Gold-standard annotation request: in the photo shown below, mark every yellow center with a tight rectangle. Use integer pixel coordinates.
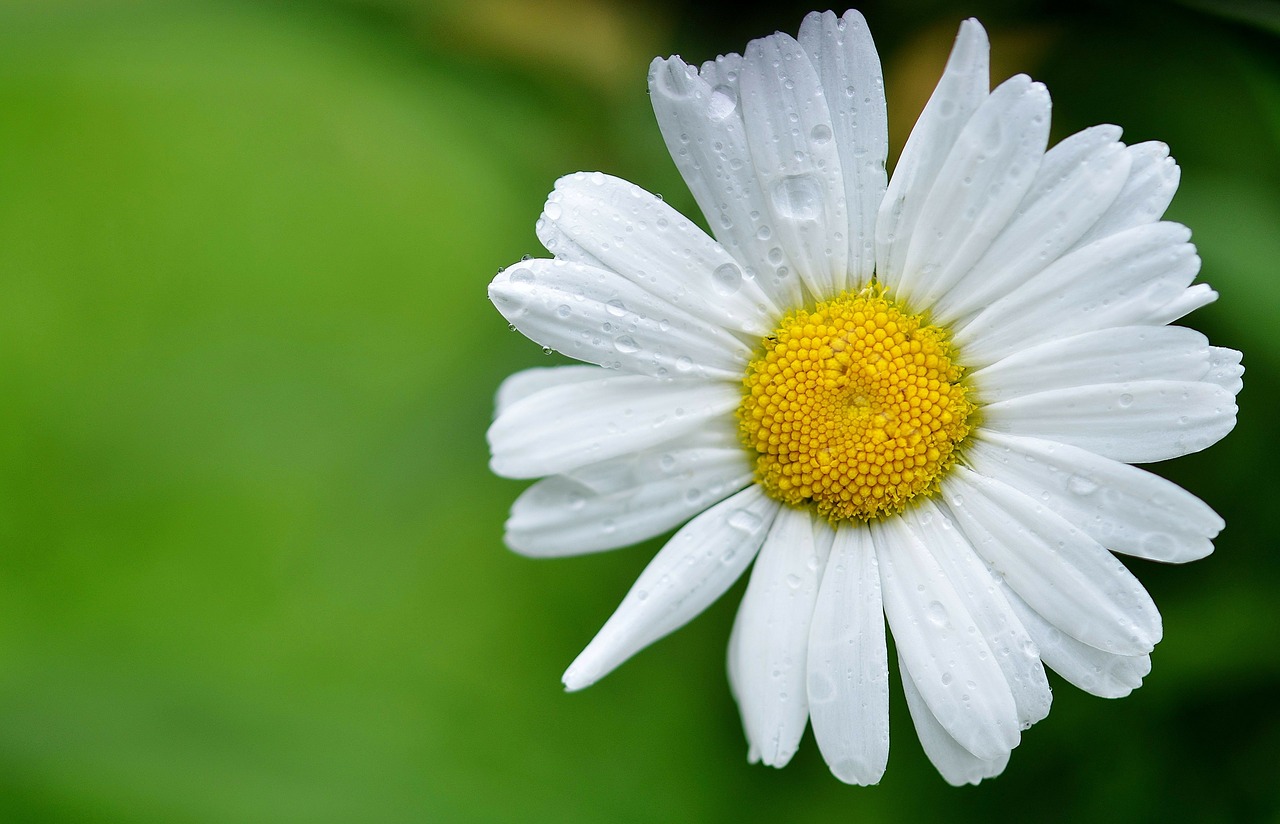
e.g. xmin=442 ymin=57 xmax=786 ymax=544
xmin=737 ymin=286 xmax=975 ymax=522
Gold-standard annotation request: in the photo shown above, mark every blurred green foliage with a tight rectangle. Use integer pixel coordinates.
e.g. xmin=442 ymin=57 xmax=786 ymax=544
xmin=0 ymin=0 xmax=1276 ymax=821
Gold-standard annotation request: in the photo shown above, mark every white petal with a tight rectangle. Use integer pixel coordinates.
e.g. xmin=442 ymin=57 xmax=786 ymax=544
xmin=648 ymin=56 xmax=806 ymax=310
xmin=1149 ymin=283 xmax=1218 ymax=325
xmin=563 ymin=486 xmax=780 ymax=690
xmin=806 ymin=524 xmax=889 ymax=784
xmin=488 ymin=374 xmax=739 ymax=478
xmin=490 ymin=258 xmax=751 ymax=379
xmin=1071 ymin=141 xmax=1180 ymax=249
xmin=729 ymin=507 xmax=830 ymax=767
xmin=981 ymin=379 xmax=1237 ymax=463
xmin=899 ymin=652 xmax=1010 ymax=786
xmin=873 ymin=514 xmax=1019 ymax=761
xmin=942 ymin=467 xmax=1162 ymax=655
xmin=969 ymin=326 xmax=1211 ymax=403
xmin=1206 ymin=347 xmax=1244 ymax=396
xmin=967 ymin=432 xmax=1224 ymax=563
xmin=535 ymin=211 xmax=608 ymax=269
xmin=506 ymin=425 xmax=753 ymax=557
xmin=954 ymin=222 xmax=1200 ymax=366
xmin=897 ymin=75 xmax=1051 ymax=308
xmin=740 ymin=32 xmax=849 ymax=297
xmin=877 ymin=19 xmax=989 ymax=293
xmin=1004 ymin=586 xmax=1151 ymax=699
xmin=494 ymin=364 xmax=606 ymax=417
xmin=932 ymin=125 xmax=1129 ymax=324
xmin=906 ymin=502 xmax=1052 ymax=730
xmin=541 ymin=172 xmax=780 ymax=336
xmin=797 ymin=9 xmax=887 ymax=287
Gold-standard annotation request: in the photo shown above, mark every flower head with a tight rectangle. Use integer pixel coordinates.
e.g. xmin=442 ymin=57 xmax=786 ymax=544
xmin=487 ymin=10 xmax=1241 ymax=785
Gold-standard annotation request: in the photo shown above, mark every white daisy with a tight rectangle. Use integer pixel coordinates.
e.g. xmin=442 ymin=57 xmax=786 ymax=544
xmin=486 ymin=10 xmax=1242 ymax=786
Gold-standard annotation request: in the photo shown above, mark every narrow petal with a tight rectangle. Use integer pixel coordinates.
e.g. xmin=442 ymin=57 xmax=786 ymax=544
xmin=942 ymin=467 xmax=1163 ymax=655
xmin=806 ymin=524 xmax=890 ymax=785
xmin=900 ymin=652 xmax=1010 ymax=786
xmin=1149 ymin=283 xmax=1219 ymax=325
xmin=906 ymin=502 xmax=1052 ymax=730
xmin=1071 ymin=141 xmax=1180 ymax=250
xmin=873 ymin=514 xmax=1019 ymax=761
xmin=931 ymin=125 xmax=1130 ymax=324
xmin=494 ymin=364 xmax=606 ymax=417
xmin=540 ymin=172 xmax=780 ymax=335
xmin=969 ymin=326 xmax=1211 ymax=403
xmin=490 ymin=258 xmax=751 ymax=379
xmin=506 ymin=424 xmax=753 ymax=557
xmin=981 ymin=379 xmax=1237 ymax=463
xmin=563 ymin=486 xmax=781 ymax=690
xmin=877 ymin=19 xmax=989 ymax=293
xmin=729 ymin=507 xmax=830 ymax=767
xmin=740 ymin=32 xmax=849 ymax=297
xmin=954 ymin=222 xmax=1201 ymax=366
xmin=648 ymin=55 xmax=806 ymax=310
xmin=897 ymin=75 xmax=1051 ymax=308
xmin=797 ymin=9 xmax=887 ymax=287
xmin=967 ymin=431 xmax=1224 ymax=563
xmin=1004 ymin=586 xmax=1151 ymax=699
xmin=488 ymin=374 xmax=739 ymax=478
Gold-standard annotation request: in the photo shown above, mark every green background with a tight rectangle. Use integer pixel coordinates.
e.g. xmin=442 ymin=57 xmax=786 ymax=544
xmin=0 ymin=0 xmax=1276 ymax=821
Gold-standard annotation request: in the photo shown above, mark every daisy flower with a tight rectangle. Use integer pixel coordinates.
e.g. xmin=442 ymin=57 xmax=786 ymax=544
xmin=486 ymin=10 xmax=1242 ymax=785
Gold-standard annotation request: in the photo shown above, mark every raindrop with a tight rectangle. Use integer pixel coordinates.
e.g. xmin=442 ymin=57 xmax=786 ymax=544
xmin=926 ymin=601 xmax=948 ymax=627
xmin=544 ymin=202 xmax=562 ymax=221
xmin=810 ymin=124 xmax=833 ymax=144
xmin=712 ymin=262 xmax=743 ymax=295
xmin=1067 ymin=474 xmax=1098 ymax=496
xmin=509 ymin=267 xmax=535 ymax=285
xmin=708 ymin=86 xmax=737 ymax=121
xmin=771 ymin=175 xmax=823 ymax=221
xmin=555 ymin=304 xmax=572 ymax=318
xmin=614 ymin=335 xmax=640 ymax=354
xmin=728 ymin=509 xmax=762 ymax=532
xmin=1118 ymin=393 xmax=1134 ymax=408
xmin=606 ymin=299 xmax=628 ymax=317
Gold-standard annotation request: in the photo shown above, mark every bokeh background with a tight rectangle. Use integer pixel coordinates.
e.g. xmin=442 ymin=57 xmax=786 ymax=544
xmin=1 ymin=0 xmax=1277 ymax=820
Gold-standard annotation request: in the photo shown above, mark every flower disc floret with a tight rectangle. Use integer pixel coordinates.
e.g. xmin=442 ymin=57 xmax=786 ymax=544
xmin=738 ymin=286 xmax=975 ymax=522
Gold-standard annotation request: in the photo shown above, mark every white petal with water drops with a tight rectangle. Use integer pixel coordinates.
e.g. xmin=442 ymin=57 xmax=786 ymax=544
xmin=806 ymin=524 xmax=889 ymax=785
xmin=540 ymin=172 xmax=780 ymax=335
xmin=967 ymin=432 xmax=1223 ymax=563
xmin=740 ymin=32 xmax=849 ymax=297
xmin=1004 ymin=587 xmax=1151 ymax=699
xmin=489 ymin=258 xmax=751 ymax=380
xmin=506 ymin=424 xmax=753 ymax=557
xmin=897 ymin=74 xmax=1050 ymax=307
xmin=488 ymin=373 xmax=739 ymax=479
xmin=796 ymin=9 xmax=887 ymax=287
xmin=873 ymin=515 xmax=1019 ymax=761
xmin=876 ymin=18 xmax=989 ymax=292
xmin=729 ymin=508 xmax=831 ymax=767
xmin=899 ymin=652 xmax=1010 ymax=786
xmin=981 ymin=379 xmax=1237 ymax=464
xmin=563 ymin=486 xmax=780 ymax=690
xmin=943 ymin=467 xmax=1162 ymax=655
xmin=1071 ymin=140 xmax=1180 ymax=249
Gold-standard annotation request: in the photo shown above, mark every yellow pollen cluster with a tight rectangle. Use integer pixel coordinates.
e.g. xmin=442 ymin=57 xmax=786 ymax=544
xmin=738 ymin=287 xmax=975 ymax=522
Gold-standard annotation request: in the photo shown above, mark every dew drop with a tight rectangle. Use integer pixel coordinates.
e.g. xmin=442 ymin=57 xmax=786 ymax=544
xmin=1118 ymin=393 xmax=1134 ymax=408
xmin=614 ymin=335 xmax=640 ymax=354
xmin=771 ymin=175 xmax=823 ymax=221
xmin=708 ymin=85 xmax=737 ymax=121
xmin=810 ymin=123 xmax=833 ymax=144
xmin=728 ymin=509 xmax=762 ymax=532
xmin=712 ymin=262 xmax=743 ymax=295
xmin=926 ymin=600 xmax=949 ymax=628
xmin=605 ymin=299 xmax=628 ymax=317
xmin=555 ymin=304 xmax=572 ymax=318
xmin=1067 ymin=474 xmax=1099 ymax=496
xmin=509 ymin=267 xmax=535 ymax=285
